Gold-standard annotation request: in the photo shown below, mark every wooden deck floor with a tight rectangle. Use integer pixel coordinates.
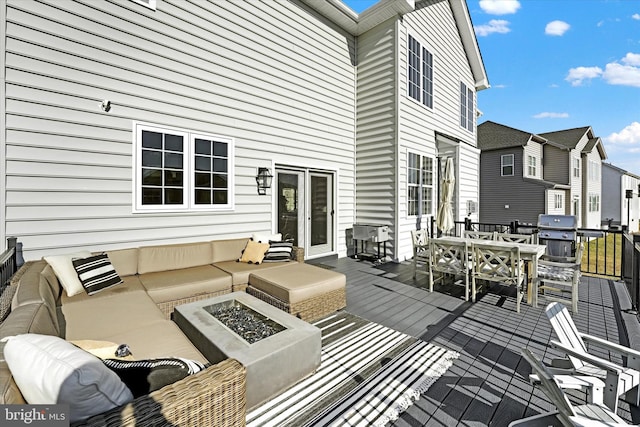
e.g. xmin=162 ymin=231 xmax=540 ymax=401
xmin=308 ymin=256 xmax=640 ymax=427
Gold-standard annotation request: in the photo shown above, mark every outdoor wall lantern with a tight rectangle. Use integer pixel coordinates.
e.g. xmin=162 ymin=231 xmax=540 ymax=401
xmin=256 ymin=167 xmax=273 ymax=195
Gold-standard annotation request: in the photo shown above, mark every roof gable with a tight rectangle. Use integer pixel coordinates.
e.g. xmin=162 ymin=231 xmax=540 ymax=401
xmin=477 ymin=121 xmax=544 ymax=151
xmin=539 ymin=126 xmax=592 ymax=149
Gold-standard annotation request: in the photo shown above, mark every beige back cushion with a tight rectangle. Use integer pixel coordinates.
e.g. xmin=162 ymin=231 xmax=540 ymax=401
xmin=211 ymin=238 xmax=250 ymax=263
xmin=104 ymin=248 xmax=139 ymax=277
xmin=138 ymin=242 xmax=214 ymax=274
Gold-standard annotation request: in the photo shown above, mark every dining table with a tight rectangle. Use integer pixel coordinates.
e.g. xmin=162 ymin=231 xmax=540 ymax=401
xmin=429 ymin=235 xmax=547 ymax=307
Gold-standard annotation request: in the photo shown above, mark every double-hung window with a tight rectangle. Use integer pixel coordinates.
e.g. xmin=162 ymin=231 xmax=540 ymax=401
xmin=408 ymin=153 xmax=434 ymax=217
xmin=527 ymin=155 xmax=537 ymax=177
xmin=501 ymin=154 xmax=514 ymax=176
xmin=588 ymin=193 xmax=600 ymax=212
xmin=134 ymin=123 xmax=234 ymax=212
xmin=573 ymin=158 xmax=580 ymax=178
xmin=460 ymin=82 xmax=474 ymax=132
xmin=555 ymin=194 xmax=563 ymax=209
xmin=407 ymin=35 xmax=433 ymax=108
xmin=588 ymin=160 xmax=600 ymax=181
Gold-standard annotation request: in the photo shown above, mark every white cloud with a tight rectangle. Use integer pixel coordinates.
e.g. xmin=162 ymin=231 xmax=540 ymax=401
xmin=633 ymin=13 xmax=640 ymax=20
xmin=533 ymin=112 xmax=569 ymax=119
xmin=605 ymin=122 xmax=640 ymax=147
xmin=622 ymin=52 xmax=640 ymax=66
xmin=565 ymin=66 xmax=603 ymax=86
xmin=474 ymin=19 xmax=512 ymax=36
xmin=479 ymin=0 xmax=521 ymax=15
xmin=603 ymin=62 xmax=640 ymax=87
xmin=545 ymin=20 xmax=570 ymax=36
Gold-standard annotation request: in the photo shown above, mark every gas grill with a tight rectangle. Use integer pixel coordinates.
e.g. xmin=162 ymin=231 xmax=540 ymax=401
xmin=537 ymin=214 xmax=578 ymax=260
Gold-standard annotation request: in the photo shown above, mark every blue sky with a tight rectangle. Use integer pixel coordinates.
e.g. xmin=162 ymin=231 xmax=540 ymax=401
xmin=343 ymin=0 xmax=640 ymax=175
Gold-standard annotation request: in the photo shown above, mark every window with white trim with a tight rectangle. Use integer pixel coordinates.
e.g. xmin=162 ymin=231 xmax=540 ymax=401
xmin=588 ymin=160 xmax=600 ymax=181
xmin=588 ymin=193 xmax=600 ymax=212
xmin=460 ymin=82 xmax=474 ymax=132
xmin=134 ymin=123 xmax=234 ymax=212
xmin=554 ymin=194 xmax=563 ymax=209
xmin=527 ymin=155 xmax=537 ymax=177
xmin=501 ymin=154 xmax=514 ymax=176
xmin=407 ymin=35 xmax=434 ymax=108
xmin=573 ymin=158 xmax=580 ymax=178
xmin=408 ymin=153 xmax=434 ymax=216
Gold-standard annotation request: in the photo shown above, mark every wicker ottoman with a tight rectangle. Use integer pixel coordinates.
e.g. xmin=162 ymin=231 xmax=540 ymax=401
xmin=247 ymin=263 xmax=346 ymax=322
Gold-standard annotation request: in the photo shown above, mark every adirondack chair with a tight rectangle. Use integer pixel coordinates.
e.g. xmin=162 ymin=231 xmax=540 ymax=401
xmin=470 ymin=241 xmax=524 ymax=311
xmin=463 ymin=230 xmax=496 ymax=240
xmin=429 ymin=238 xmax=470 ymax=301
xmin=545 ymin=302 xmax=640 ymax=413
xmin=411 ymin=229 xmax=430 ymax=280
xmin=509 ymin=348 xmax=635 ymax=427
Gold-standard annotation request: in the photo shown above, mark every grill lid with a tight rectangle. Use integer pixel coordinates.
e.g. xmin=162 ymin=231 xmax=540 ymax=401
xmin=537 ymin=214 xmax=577 ymax=230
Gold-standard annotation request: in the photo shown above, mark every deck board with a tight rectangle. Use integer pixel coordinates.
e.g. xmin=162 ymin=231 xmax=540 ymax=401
xmin=309 ymin=255 xmax=640 ymax=426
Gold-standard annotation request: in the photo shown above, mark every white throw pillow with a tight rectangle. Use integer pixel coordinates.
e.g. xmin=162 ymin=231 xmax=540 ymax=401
xmin=44 ymin=251 xmax=93 ymax=297
xmin=251 ymin=232 xmax=282 ymax=243
xmin=4 ymin=334 xmax=133 ymax=423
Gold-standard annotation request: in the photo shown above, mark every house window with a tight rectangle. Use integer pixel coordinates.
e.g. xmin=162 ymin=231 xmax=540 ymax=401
xmin=527 ymin=155 xmax=537 ymax=177
xmin=408 ymin=153 xmax=434 ymax=216
xmin=589 ymin=160 xmax=600 ymax=181
xmin=588 ymin=193 xmax=600 ymax=212
xmin=407 ymin=35 xmax=433 ymax=108
xmin=555 ymin=194 xmax=563 ymax=209
xmin=460 ymin=82 xmax=474 ymax=132
xmin=134 ymin=123 xmax=234 ymax=212
xmin=501 ymin=154 xmax=514 ymax=176
xmin=573 ymin=158 xmax=580 ymax=178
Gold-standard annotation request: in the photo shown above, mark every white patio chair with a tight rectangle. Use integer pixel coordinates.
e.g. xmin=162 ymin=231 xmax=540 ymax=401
xmin=536 ymin=244 xmax=583 ymax=313
xmin=411 ymin=229 xmax=430 ymax=280
xmin=495 ymin=232 xmax=536 ymax=244
xmin=463 ymin=230 xmax=496 ymax=240
xmin=509 ymin=348 xmax=636 ymax=427
xmin=471 ymin=241 xmax=524 ymax=311
xmin=429 ymin=239 xmax=470 ymax=301
xmin=545 ymin=302 xmax=640 ymax=413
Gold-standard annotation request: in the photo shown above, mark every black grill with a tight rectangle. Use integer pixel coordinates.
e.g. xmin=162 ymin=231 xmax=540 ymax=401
xmin=537 ymin=214 xmax=578 ymax=259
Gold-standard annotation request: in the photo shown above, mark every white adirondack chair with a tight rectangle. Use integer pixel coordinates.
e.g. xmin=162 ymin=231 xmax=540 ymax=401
xmin=509 ymin=348 xmax=636 ymax=427
xmin=545 ymin=302 xmax=640 ymax=413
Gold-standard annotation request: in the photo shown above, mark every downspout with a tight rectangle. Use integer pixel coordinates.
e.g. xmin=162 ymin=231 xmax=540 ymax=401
xmin=0 ymin=0 xmax=7 ymax=249
xmin=393 ymin=18 xmax=400 ymax=262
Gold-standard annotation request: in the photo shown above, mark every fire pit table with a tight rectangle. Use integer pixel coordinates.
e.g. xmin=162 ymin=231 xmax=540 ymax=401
xmin=174 ymin=292 xmax=321 ymax=409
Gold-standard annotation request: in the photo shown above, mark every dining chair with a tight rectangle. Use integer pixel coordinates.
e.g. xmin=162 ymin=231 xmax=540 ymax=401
xmin=470 ymin=241 xmax=524 ymax=311
xmin=429 ymin=239 xmax=470 ymax=301
xmin=536 ymin=244 xmax=583 ymax=313
xmin=495 ymin=232 xmax=535 ymax=244
xmin=411 ymin=229 xmax=430 ymax=279
xmin=463 ymin=230 xmax=496 ymax=240
xmin=545 ymin=302 xmax=640 ymax=413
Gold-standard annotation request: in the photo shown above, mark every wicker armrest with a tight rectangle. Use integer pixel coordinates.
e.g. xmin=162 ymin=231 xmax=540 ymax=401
xmin=74 ymin=358 xmax=246 ymax=427
xmin=293 ymin=246 xmax=305 ymax=262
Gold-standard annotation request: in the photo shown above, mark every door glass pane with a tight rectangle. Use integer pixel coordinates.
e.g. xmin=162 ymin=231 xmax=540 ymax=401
xmin=311 ymin=176 xmax=328 ymax=246
xmin=277 ymin=173 xmax=299 ymax=246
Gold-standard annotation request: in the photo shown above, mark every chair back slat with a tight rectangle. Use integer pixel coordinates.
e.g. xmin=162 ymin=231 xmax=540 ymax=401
xmin=471 ymin=242 xmax=522 ymax=285
xmin=464 ymin=230 xmax=496 ymax=240
xmin=430 ymin=240 xmax=468 ymax=275
xmin=545 ymin=302 xmax=589 ymax=369
xmin=495 ymin=232 xmax=535 ymax=244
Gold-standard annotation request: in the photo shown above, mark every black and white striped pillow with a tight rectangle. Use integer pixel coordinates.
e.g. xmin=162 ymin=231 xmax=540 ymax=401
xmin=263 ymin=241 xmax=294 ymax=262
xmin=72 ymin=254 xmax=123 ymax=295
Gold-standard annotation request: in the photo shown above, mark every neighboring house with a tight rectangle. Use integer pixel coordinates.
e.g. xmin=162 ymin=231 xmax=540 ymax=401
xmin=477 ymin=121 xmax=570 ymax=226
xmin=539 ymin=126 xmax=607 ymax=229
xmin=477 ymin=121 xmax=607 ymax=229
xmin=0 ymin=0 xmax=487 ymax=263
xmin=601 ymin=163 xmax=640 ymax=231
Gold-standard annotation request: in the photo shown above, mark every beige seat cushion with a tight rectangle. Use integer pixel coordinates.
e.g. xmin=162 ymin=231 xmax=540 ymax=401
xmin=139 ymin=265 xmax=232 ymax=304
xmin=99 ymin=320 xmax=207 ymax=365
xmin=214 ymin=260 xmax=295 ymax=286
xmin=61 ymin=275 xmax=145 ymax=305
xmin=249 ymin=263 xmax=346 ymax=304
xmin=62 ymin=291 xmax=164 ymax=340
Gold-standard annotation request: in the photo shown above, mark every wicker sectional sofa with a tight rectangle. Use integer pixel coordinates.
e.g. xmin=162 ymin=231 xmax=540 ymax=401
xmin=0 ymin=237 xmax=322 ymax=426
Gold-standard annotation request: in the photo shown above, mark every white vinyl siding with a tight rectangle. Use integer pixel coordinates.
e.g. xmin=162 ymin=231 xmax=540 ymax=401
xmin=3 ymin=0 xmax=356 ymax=259
xmin=501 ymin=154 xmax=514 ymax=176
xmin=523 ymin=140 xmax=543 ymax=179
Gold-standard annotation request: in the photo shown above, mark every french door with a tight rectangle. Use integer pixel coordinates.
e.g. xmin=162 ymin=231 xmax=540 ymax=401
xmin=275 ymin=168 xmax=334 ymax=258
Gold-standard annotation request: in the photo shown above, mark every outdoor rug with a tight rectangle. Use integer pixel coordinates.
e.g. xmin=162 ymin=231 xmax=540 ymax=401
xmin=246 ymin=311 xmax=459 ymax=427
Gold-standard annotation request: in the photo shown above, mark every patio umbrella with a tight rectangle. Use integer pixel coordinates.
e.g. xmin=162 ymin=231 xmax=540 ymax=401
xmin=436 ymin=157 xmax=455 ymax=233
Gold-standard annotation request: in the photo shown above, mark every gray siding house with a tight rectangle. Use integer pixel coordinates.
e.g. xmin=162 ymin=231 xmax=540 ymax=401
xmin=0 ymin=0 xmax=487 ymax=262
xmin=601 ymin=163 xmax=640 ymax=231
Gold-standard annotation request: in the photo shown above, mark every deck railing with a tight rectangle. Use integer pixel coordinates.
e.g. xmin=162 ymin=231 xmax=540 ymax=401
xmin=623 ymin=233 xmax=640 ymax=311
xmin=1 ymin=238 xmax=19 ymax=294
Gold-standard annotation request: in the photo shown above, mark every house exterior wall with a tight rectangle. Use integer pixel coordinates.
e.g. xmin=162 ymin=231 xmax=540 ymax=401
xmin=523 ymin=141 xmax=542 ymax=180
xmin=621 ymin=174 xmax=640 ymax=231
xmin=543 ymin=145 xmax=569 ymax=184
xmin=479 ymin=148 xmax=545 ymax=225
xmin=601 ymin=164 xmax=622 ymax=225
xmin=546 ymin=189 xmax=567 ymax=215
xmin=2 ymin=0 xmax=357 ymax=260
xmin=582 ymin=148 xmax=602 ymax=229
xmin=393 ymin=0 xmax=480 ymax=261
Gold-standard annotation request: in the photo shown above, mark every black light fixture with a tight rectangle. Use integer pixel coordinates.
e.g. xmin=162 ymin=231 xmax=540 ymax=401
xmin=256 ymin=167 xmax=273 ymax=195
